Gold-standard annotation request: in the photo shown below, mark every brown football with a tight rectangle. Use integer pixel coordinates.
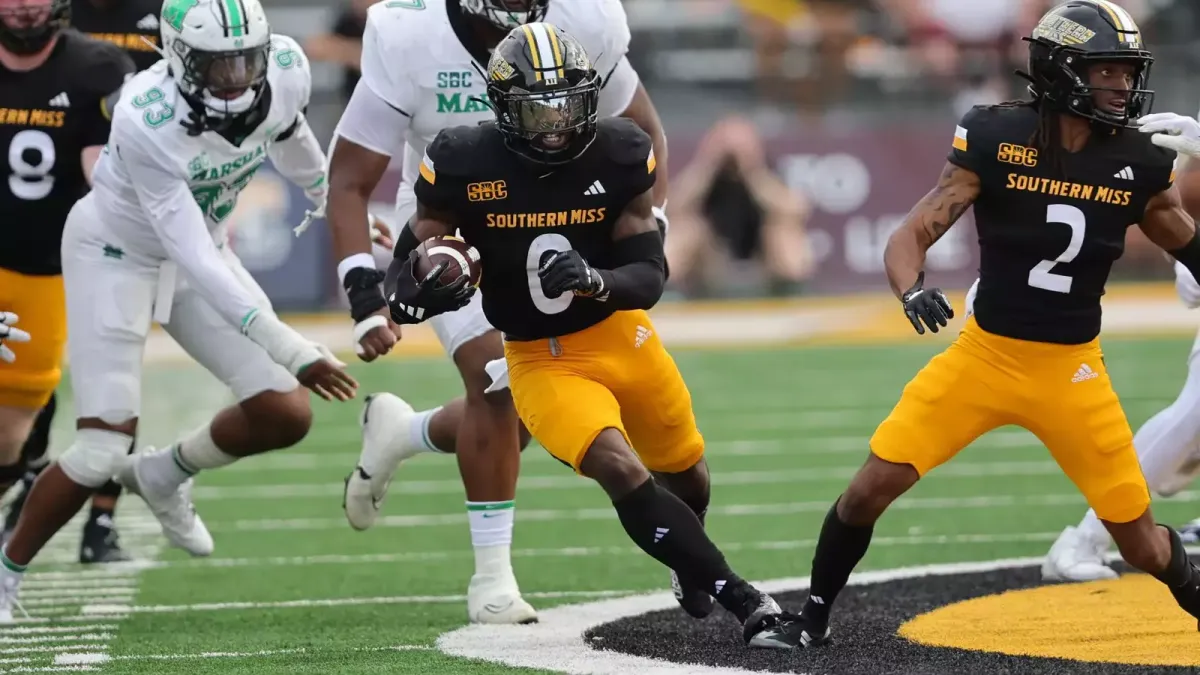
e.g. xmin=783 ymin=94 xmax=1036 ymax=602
xmin=414 ymin=235 xmax=482 ymax=288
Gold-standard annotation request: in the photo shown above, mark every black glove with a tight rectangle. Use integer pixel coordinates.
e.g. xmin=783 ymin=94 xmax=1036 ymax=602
xmin=342 ymin=267 xmax=387 ymax=323
xmin=901 ymin=271 xmax=953 ymax=335
xmin=384 ymin=251 xmax=475 ymax=325
xmin=538 ymin=250 xmax=604 ymax=298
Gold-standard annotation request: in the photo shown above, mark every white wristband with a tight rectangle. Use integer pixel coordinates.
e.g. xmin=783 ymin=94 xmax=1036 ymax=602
xmin=337 ymin=253 xmax=377 ymax=286
xmin=352 ymin=314 xmax=389 ymax=356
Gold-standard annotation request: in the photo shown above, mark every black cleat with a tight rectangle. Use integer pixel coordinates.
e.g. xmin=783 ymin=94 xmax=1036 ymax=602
xmin=670 ymin=570 xmax=714 ymax=619
xmin=746 ymin=609 xmax=832 ymax=649
xmin=79 ymin=514 xmax=132 ymax=564
xmin=739 ymin=591 xmax=785 ymax=645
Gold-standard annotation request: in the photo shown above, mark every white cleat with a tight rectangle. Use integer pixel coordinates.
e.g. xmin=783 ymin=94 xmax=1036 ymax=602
xmin=1042 ymin=525 xmax=1117 ymax=582
xmin=467 ymin=572 xmax=538 ymax=625
xmin=116 ymin=452 xmax=213 ymax=557
xmin=344 ymin=393 xmax=420 ymax=531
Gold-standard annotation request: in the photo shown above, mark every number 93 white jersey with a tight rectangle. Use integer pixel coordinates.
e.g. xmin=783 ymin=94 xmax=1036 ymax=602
xmin=341 ymin=0 xmax=640 ymax=207
xmin=85 ymin=34 xmax=312 ymax=263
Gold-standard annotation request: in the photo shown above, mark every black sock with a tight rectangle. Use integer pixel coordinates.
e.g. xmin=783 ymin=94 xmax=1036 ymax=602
xmin=613 ymin=478 xmax=754 ymax=620
xmin=88 ymin=503 xmax=116 ymax=527
xmin=804 ymin=497 xmax=875 ymax=625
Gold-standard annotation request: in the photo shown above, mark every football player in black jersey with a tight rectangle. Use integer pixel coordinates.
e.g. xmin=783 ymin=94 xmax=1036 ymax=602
xmin=71 ymin=0 xmax=161 ymax=71
xmin=384 ymin=23 xmax=787 ymax=643
xmin=0 ymin=0 xmax=133 ymax=564
xmin=752 ymin=0 xmax=1200 ymax=649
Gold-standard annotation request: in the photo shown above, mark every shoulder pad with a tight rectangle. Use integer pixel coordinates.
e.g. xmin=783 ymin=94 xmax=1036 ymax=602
xmin=425 ymin=125 xmax=490 ymax=178
xmin=958 ymin=103 xmax=1037 ymax=136
xmin=594 ymin=117 xmax=652 ymax=167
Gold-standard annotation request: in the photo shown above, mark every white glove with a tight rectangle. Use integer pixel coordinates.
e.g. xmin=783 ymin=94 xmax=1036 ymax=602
xmin=0 ymin=312 xmax=30 ymax=363
xmin=1138 ymin=112 xmax=1200 ymax=157
xmin=293 ymin=179 xmax=329 ymax=237
xmin=1175 ymin=261 xmax=1200 ymax=308
xmin=240 ymin=309 xmax=324 ymax=376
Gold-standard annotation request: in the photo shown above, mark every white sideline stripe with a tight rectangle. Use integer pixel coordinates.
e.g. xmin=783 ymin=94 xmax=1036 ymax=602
xmin=0 ymin=645 xmax=106 ymax=655
xmin=194 ymin=460 xmax=1070 ymax=500
xmin=21 ymin=580 xmax=137 ymax=591
xmin=0 ymin=635 xmax=112 ymax=646
xmin=98 ymin=531 xmax=1075 ymax=572
xmin=436 ymin=556 xmax=1058 ymax=674
xmin=0 ymin=629 xmax=114 ymax=637
xmin=51 ymin=644 xmax=432 ymax=666
xmin=16 ymin=588 xmax=135 ymax=600
xmin=77 ymin=590 xmax=635 ymax=617
xmin=21 ymin=597 xmax=134 ymax=610
xmin=204 ymin=490 xmax=1200 ymax=532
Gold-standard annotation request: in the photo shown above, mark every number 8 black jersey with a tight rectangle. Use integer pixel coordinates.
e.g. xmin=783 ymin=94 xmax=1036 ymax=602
xmin=949 ymin=103 xmax=1176 ymax=344
xmin=415 ymin=117 xmax=656 ymax=340
xmin=0 ymin=30 xmax=134 ymax=276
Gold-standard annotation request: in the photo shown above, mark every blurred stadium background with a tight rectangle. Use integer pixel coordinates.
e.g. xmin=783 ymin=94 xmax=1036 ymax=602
xmin=25 ymin=1 xmax=1200 ymax=672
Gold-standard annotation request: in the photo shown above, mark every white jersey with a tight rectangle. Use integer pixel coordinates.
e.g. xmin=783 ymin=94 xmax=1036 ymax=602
xmin=89 ymin=34 xmax=312 ymax=262
xmin=354 ymin=0 xmax=639 ymax=202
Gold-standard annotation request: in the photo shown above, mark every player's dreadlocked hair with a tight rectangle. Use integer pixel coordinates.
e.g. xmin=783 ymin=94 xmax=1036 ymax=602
xmin=1029 ymin=99 xmax=1069 ymax=178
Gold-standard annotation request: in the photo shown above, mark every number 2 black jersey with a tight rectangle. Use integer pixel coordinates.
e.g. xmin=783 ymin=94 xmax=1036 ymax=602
xmin=0 ymin=30 xmax=134 ymax=275
xmin=949 ymin=103 xmax=1176 ymax=344
xmin=415 ymin=117 xmax=657 ymax=340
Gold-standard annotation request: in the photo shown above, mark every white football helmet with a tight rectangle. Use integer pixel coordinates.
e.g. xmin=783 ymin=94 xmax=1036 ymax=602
xmin=459 ymin=0 xmax=547 ymax=30
xmin=159 ymin=0 xmax=271 ymax=118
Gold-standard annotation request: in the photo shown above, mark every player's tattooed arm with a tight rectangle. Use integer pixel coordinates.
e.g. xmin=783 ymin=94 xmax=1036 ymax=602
xmin=883 ymin=162 xmax=980 ymax=299
xmin=1140 ymin=185 xmax=1200 ymax=282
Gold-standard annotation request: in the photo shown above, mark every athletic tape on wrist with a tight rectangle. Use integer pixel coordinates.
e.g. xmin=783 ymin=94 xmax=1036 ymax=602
xmin=352 ymin=314 xmax=389 ymax=355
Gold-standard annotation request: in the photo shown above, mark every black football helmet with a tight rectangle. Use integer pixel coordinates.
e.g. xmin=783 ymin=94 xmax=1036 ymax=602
xmin=1021 ymin=0 xmax=1153 ymax=128
xmin=0 ymin=0 xmax=69 ymax=55
xmin=459 ymin=0 xmax=548 ymax=31
xmin=486 ymin=22 xmax=600 ymax=165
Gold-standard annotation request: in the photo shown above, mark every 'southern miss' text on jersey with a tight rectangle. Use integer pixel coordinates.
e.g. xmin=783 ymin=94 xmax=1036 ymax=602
xmin=948 ymin=103 xmax=1176 ymax=344
xmin=357 ymin=0 xmax=639 ymax=202
xmin=86 ymin=35 xmax=311 ymax=265
xmin=415 ymin=117 xmax=656 ymax=340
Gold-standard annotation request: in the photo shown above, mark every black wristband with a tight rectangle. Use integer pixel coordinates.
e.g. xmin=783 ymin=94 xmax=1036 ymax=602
xmin=343 ymin=267 xmax=387 ymax=322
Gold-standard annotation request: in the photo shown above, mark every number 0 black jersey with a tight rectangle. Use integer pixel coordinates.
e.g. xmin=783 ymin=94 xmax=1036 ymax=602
xmin=948 ymin=103 xmax=1176 ymax=344
xmin=0 ymin=31 xmax=134 ymax=275
xmin=415 ymin=117 xmax=657 ymax=340
xmin=71 ymin=0 xmax=163 ymax=72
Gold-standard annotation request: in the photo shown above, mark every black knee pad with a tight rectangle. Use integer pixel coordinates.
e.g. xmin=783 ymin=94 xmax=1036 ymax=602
xmin=19 ymin=392 xmax=56 ymax=466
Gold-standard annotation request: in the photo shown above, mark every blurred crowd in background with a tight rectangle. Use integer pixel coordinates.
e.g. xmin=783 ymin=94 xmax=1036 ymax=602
xmin=240 ymin=0 xmax=1200 ymax=307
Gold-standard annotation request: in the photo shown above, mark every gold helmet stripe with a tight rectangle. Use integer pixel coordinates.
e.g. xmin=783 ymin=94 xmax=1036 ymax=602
xmin=544 ymin=23 xmax=566 ymax=79
xmin=1093 ymin=0 xmax=1141 ymax=43
xmin=521 ymin=24 xmax=543 ymax=81
xmin=526 ymin=23 xmax=563 ymax=81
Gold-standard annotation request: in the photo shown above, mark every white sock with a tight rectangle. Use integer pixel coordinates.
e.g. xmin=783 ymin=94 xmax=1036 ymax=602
xmin=140 ymin=425 xmax=237 ymax=494
xmin=467 ymin=501 xmax=514 ymax=577
xmin=408 ymin=407 xmax=445 ymax=454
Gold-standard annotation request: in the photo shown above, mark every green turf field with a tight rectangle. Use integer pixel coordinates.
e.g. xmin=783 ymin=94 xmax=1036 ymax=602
xmin=13 ymin=335 xmax=1200 ymax=673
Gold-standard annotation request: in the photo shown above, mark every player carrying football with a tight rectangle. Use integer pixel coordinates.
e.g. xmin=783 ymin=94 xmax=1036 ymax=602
xmin=382 ymin=23 xmax=788 ymax=645
xmin=325 ymin=0 xmax=670 ymax=624
xmin=751 ymin=0 xmax=1200 ymax=649
xmin=0 ymin=0 xmax=355 ymax=620
xmin=0 ymin=0 xmax=134 ymax=562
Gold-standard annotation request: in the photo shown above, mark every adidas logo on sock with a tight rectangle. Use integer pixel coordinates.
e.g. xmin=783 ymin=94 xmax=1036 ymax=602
xmin=653 ymin=527 xmax=669 ymax=543
xmin=1071 ymin=363 xmax=1099 ymax=383
xmin=714 ymin=579 xmax=726 ymax=595
xmin=634 ymin=325 xmax=652 ymax=348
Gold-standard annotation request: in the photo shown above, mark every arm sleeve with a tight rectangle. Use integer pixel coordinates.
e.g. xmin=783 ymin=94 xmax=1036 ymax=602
xmin=117 ymin=121 xmax=264 ymax=327
xmin=946 ymin=106 xmax=991 ymax=175
xmin=85 ymin=52 xmax=137 ymax=147
xmin=595 ymin=230 xmax=666 ymax=310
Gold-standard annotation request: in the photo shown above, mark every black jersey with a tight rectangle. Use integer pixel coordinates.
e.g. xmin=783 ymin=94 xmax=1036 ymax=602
xmin=948 ymin=103 xmax=1176 ymax=344
xmin=0 ymin=30 xmax=134 ymax=275
xmin=415 ymin=117 xmax=657 ymax=340
xmin=71 ymin=0 xmax=162 ymax=72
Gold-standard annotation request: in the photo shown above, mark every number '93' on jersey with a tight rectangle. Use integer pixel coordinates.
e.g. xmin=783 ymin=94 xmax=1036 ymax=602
xmin=85 ymin=35 xmax=310 ymax=262
xmin=948 ymin=103 xmax=1176 ymax=344
xmin=0 ymin=31 xmax=134 ymax=275
xmin=415 ymin=117 xmax=656 ymax=340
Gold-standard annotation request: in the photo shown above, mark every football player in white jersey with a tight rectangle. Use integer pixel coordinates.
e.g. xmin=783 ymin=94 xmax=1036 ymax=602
xmin=0 ymin=0 xmax=356 ymax=616
xmin=325 ymin=0 xmax=671 ymax=625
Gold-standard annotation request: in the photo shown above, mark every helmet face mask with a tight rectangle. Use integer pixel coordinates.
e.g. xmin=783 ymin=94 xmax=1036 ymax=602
xmin=0 ymin=0 xmax=69 ymax=56
xmin=1024 ymin=1 xmax=1154 ymax=129
xmin=486 ymin=23 xmax=600 ymax=165
xmin=459 ymin=0 xmax=548 ymax=31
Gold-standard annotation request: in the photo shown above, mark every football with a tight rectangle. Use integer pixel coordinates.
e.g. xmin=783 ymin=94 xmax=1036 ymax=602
xmin=414 ymin=235 xmax=482 ymax=288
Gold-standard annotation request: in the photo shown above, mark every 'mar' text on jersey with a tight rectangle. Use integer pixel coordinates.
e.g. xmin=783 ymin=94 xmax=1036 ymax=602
xmin=1006 ymin=173 xmax=1132 ymax=206
xmin=0 ymin=109 xmax=65 ymax=128
xmin=487 ymin=208 xmax=607 ymax=228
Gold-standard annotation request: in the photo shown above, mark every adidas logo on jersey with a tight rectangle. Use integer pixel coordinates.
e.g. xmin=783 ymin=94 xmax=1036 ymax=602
xmin=634 ymin=325 xmax=652 ymax=348
xmin=1071 ymin=363 xmax=1099 ymax=383
xmin=136 ymin=13 xmax=159 ymax=30
xmin=1114 ymin=166 xmax=1134 ymax=180
xmin=48 ymin=92 xmax=70 ymax=108
xmin=584 ymin=180 xmax=606 ymax=196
